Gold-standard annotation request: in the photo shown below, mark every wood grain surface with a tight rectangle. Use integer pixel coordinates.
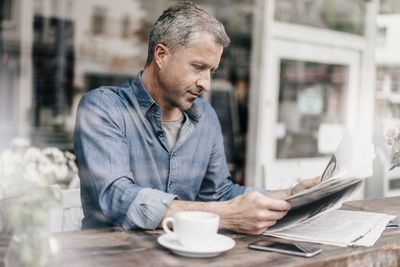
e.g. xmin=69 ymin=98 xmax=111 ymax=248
xmin=1 ymin=197 xmax=399 ymax=267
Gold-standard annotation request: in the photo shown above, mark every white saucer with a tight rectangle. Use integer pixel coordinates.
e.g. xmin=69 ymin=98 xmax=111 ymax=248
xmin=157 ymin=233 xmax=235 ymax=258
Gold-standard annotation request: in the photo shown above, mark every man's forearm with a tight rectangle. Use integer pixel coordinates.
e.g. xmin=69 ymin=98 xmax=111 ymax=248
xmin=158 ymin=179 xmax=321 ymax=234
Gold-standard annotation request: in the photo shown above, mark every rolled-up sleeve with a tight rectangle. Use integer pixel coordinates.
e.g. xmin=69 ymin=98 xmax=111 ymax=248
xmin=124 ymin=188 xmax=177 ymax=229
xmin=74 ymin=90 xmax=177 ymax=230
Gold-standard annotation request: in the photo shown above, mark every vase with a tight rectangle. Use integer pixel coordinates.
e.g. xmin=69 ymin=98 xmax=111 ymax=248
xmin=3 ymin=186 xmax=61 ymax=267
xmin=5 ymin=229 xmax=56 ymax=267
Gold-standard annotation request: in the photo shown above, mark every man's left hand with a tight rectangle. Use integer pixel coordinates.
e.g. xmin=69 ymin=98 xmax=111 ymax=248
xmin=290 ymin=176 xmax=321 ymax=196
xmin=266 ymin=176 xmax=321 ymax=200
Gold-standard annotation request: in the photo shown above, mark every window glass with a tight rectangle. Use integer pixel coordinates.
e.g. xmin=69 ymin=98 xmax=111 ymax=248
xmin=380 ymin=0 xmax=400 ymax=14
xmin=377 ymin=27 xmax=387 ymax=47
xmin=92 ymin=7 xmax=106 ymax=35
xmin=1 ymin=0 xmax=12 ymax=21
xmin=375 ymin=67 xmax=400 ymax=120
xmin=0 ymin=0 xmax=255 ymax=184
xmin=121 ymin=16 xmax=130 ymax=38
xmin=277 ymin=59 xmax=348 ymax=159
xmin=274 ymin=0 xmax=366 ymax=35
xmin=0 ymin=62 xmax=15 ymax=124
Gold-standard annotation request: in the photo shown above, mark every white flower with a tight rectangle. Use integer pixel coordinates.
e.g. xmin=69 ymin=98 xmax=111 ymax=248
xmin=67 ymin=159 xmax=78 ymax=172
xmin=394 ymin=142 xmax=400 ymax=151
xmin=22 ymin=163 xmax=44 ymax=186
xmin=11 ymin=137 xmax=30 ymax=149
xmin=24 ymin=147 xmax=42 ymax=162
xmin=38 ymin=157 xmax=54 ymax=176
xmin=386 ymin=127 xmax=399 ymax=140
xmin=0 ymin=149 xmax=23 ymax=164
xmin=65 ymin=151 xmax=76 ymax=161
xmin=1 ymin=140 xmax=79 ymax=194
xmin=43 ymin=147 xmax=67 ymax=164
xmin=0 ymin=149 xmax=23 ymax=177
xmin=55 ymin=165 xmax=69 ymax=181
xmin=386 ymin=139 xmax=394 ymax=147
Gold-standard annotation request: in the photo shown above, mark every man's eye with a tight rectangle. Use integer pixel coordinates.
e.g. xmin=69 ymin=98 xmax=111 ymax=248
xmin=193 ymin=65 xmax=205 ymax=70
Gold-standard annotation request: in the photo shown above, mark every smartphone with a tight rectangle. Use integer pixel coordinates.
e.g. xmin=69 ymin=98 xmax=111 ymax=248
xmin=248 ymin=240 xmax=322 ymax=258
xmin=386 ymin=222 xmax=399 ymax=230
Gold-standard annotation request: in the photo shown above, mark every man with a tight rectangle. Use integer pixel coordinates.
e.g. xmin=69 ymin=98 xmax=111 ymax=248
xmin=74 ymin=1 xmax=319 ymax=235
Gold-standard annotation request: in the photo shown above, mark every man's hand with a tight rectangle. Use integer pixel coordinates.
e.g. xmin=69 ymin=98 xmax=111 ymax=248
xmin=159 ymin=177 xmax=320 ymax=235
xmin=290 ymin=176 xmax=321 ymax=195
xmin=221 ymin=191 xmax=291 ymax=235
xmin=159 ymin=193 xmax=290 ymax=235
xmin=266 ymin=176 xmax=321 ymax=200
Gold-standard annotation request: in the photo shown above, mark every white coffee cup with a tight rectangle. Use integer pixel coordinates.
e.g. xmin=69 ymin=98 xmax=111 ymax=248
xmin=162 ymin=211 xmax=220 ymax=249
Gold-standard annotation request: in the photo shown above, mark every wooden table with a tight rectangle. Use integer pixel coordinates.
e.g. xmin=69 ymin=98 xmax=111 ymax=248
xmin=1 ymin=197 xmax=400 ymax=266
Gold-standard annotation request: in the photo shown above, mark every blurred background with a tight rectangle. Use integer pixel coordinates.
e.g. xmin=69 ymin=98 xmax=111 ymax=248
xmin=0 ymin=0 xmax=399 ymax=199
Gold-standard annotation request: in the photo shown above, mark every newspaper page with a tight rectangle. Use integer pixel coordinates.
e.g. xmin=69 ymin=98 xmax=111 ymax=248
xmin=267 ymin=181 xmax=363 ymax=232
xmin=266 ymin=131 xmax=375 ymax=232
xmin=265 ymin=210 xmax=395 ymax=247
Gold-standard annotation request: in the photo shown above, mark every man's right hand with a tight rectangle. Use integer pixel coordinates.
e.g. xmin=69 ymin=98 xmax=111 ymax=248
xmin=159 ymin=191 xmax=291 ymax=235
xmin=220 ymin=191 xmax=291 ymax=235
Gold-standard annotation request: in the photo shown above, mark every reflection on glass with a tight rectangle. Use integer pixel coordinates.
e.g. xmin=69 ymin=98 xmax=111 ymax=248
xmin=92 ymin=7 xmax=106 ymax=35
xmin=275 ymin=0 xmax=366 ymax=35
xmin=277 ymin=59 xmax=348 ymax=159
xmin=377 ymin=27 xmax=387 ymax=47
xmin=0 ymin=0 xmax=255 ymax=180
xmin=1 ymin=0 xmax=12 ymax=21
xmin=375 ymin=67 xmax=400 ymax=119
xmin=380 ymin=0 xmax=400 ymax=14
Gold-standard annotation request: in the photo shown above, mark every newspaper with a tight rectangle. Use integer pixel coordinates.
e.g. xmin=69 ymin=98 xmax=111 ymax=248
xmin=267 ymin=131 xmax=375 ymax=232
xmin=263 ymin=132 xmax=396 ymax=246
xmin=266 ymin=210 xmax=395 ymax=247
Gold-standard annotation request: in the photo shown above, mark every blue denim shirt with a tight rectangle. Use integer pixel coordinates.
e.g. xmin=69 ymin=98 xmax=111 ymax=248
xmin=74 ymin=72 xmax=267 ymax=230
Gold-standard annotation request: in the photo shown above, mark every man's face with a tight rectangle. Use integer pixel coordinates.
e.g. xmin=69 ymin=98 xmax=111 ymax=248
xmin=157 ymin=33 xmax=223 ymax=111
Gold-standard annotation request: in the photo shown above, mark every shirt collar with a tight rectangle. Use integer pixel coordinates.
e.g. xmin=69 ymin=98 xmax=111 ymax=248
xmin=130 ymin=70 xmax=202 ymax=122
xmin=130 ymin=71 xmax=157 ymax=117
xmin=185 ymin=101 xmax=201 ymax=122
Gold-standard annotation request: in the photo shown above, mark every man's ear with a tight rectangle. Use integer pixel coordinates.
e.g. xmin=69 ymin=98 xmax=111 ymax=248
xmin=154 ymin=44 xmax=170 ymax=70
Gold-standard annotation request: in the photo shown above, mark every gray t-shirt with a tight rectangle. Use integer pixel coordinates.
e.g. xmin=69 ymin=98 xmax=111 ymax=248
xmin=162 ymin=115 xmax=185 ymax=152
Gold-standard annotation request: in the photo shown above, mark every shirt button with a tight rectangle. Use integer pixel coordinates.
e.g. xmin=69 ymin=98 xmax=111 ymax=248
xmin=157 ymin=131 xmax=164 ymax=137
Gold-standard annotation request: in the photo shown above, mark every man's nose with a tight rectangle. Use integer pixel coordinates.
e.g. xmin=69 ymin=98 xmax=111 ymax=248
xmin=196 ymin=72 xmax=211 ymax=92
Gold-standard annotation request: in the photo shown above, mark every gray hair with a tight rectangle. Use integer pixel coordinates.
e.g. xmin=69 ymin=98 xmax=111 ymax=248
xmin=145 ymin=1 xmax=230 ymax=67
